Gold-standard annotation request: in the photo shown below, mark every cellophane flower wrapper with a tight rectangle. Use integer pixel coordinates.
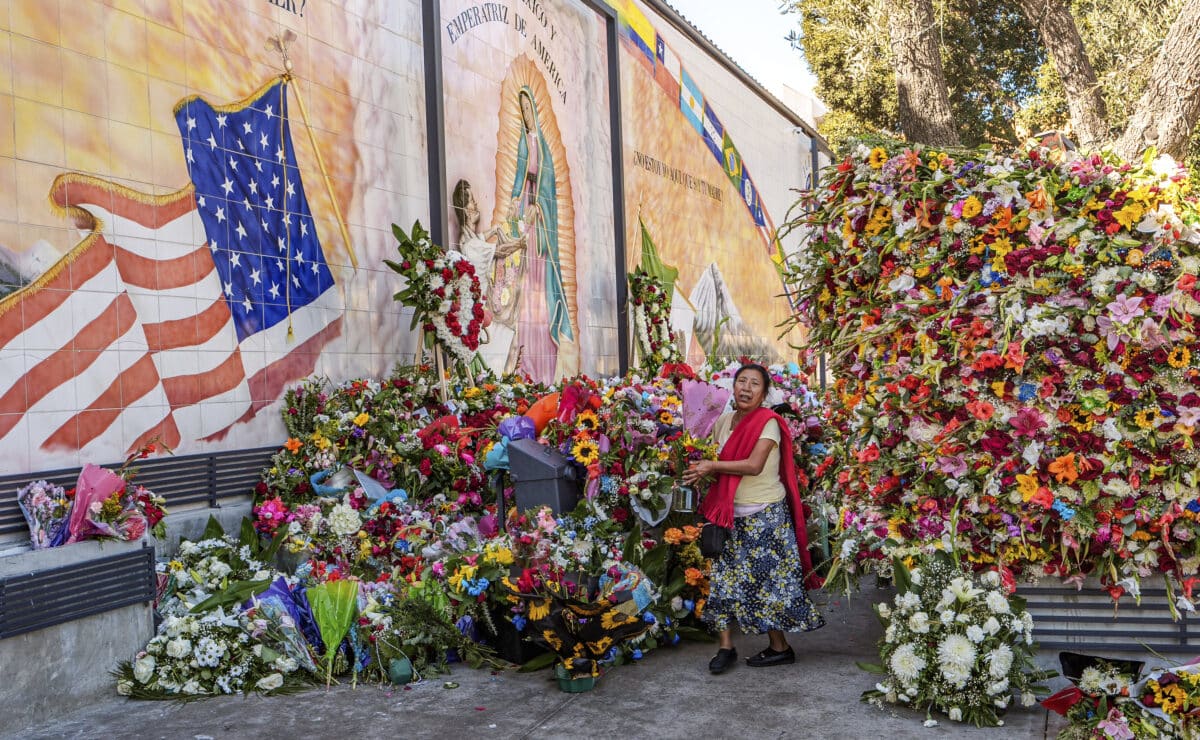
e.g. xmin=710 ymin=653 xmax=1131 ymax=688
xmin=679 ymin=379 xmax=730 ymax=439
xmin=17 ymin=480 xmax=72 ymax=549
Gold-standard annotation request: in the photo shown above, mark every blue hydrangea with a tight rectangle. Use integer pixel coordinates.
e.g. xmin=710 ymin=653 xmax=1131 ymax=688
xmin=1018 ymin=383 xmax=1037 ymax=402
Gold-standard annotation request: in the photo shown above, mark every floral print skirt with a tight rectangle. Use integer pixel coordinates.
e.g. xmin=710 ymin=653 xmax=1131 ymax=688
xmin=704 ymin=501 xmax=825 ymax=634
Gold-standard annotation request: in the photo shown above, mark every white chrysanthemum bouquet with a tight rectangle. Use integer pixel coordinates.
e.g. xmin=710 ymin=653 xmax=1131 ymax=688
xmin=860 ymin=552 xmax=1056 ymax=727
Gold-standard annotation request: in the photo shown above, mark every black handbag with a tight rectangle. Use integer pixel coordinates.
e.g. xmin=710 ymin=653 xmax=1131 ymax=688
xmin=698 ymin=520 xmax=731 ymax=558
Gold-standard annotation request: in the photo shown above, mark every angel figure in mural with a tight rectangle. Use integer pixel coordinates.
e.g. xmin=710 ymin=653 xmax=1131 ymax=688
xmin=451 ymin=179 xmax=525 ymax=370
xmin=491 ymin=77 xmax=579 ymax=382
xmin=690 ymin=262 xmax=780 ymax=362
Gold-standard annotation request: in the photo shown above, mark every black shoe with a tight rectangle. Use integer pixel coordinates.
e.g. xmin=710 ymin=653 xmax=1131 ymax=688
xmin=708 ymin=647 xmax=737 ymax=674
xmin=746 ymin=646 xmax=795 ymax=667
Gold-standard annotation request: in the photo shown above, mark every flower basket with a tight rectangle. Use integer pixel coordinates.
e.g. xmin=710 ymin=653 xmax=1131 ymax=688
xmin=555 ymin=663 xmax=597 ymax=693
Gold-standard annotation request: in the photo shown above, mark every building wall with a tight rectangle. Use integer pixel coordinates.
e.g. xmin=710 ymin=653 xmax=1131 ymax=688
xmin=0 ymin=0 xmax=825 ymax=477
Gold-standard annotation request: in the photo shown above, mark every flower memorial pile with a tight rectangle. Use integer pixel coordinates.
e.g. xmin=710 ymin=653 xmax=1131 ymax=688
xmin=16 ymin=442 xmax=168 ymax=549
xmin=114 ymin=524 xmax=314 ymax=697
xmin=860 ymin=552 xmax=1054 ymax=727
xmin=385 ymin=221 xmax=486 ymax=369
xmin=785 ymin=143 xmax=1200 ymax=607
xmin=1043 ymin=654 xmax=1200 ymax=738
xmin=111 ymin=359 xmax=824 ymax=698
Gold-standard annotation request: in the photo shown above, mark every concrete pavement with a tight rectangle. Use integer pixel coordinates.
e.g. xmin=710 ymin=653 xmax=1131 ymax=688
xmin=10 ymin=591 xmax=1070 ymax=740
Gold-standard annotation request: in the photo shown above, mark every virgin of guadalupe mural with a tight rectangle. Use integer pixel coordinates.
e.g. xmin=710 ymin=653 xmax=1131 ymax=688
xmin=490 ymin=56 xmax=580 ymax=381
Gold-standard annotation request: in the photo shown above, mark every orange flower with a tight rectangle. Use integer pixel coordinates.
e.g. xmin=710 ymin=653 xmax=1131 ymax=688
xmin=1048 ymin=453 xmax=1078 ymax=485
xmin=966 ymin=400 xmax=995 ymax=420
xmin=284 ymin=438 xmax=303 ymax=453
xmin=972 ymin=352 xmax=1004 ymax=371
xmin=681 ymin=525 xmax=701 ymax=542
xmin=663 ymin=528 xmax=683 ymax=545
xmin=1030 ymin=487 xmax=1055 ymax=508
xmin=684 ymin=567 xmax=705 ymax=587
xmin=1026 ymin=186 xmax=1049 ymax=212
xmin=1003 ymin=342 xmax=1027 ymax=372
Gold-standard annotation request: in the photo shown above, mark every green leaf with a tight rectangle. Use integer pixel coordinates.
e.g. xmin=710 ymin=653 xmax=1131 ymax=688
xmin=189 ymin=578 xmax=272 ymax=613
xmin=891 ymin=555 xmax=912 ymax=595
xmin=856 ymin=661 xmax=886 ymax=674
xmin=261 ymin=526 xmax=289 ymax=564
xmin=640 ymin=543 xmax=669 ymax=585
xmin=202 ymin=515 xmax=225 ymax=540
xmin=673 ymin=626 xmax=715 ymax=642
xmin=621 ymin=521 xmax=643 ymax=566
xmin=239 ymin=517 xmax=258 ymax=552
xmin=516 ymin=651 xmax=558 ymax=672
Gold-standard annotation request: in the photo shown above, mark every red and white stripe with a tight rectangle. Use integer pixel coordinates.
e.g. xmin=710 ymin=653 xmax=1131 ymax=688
xmin=0 ymin=175 xmax=341 ymax=470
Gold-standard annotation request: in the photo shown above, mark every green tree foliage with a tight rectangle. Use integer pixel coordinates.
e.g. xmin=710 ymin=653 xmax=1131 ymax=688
xmin=791 ymin=0 xmax=1044 ymax=150
xmin=789 ymin=0 xmax=1200 ymax=174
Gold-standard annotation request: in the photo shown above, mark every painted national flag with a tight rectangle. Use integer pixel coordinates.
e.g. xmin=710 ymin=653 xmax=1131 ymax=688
xmin=740 ymin=166 xmax=767 ymax=228
xmin=721 ymin=132 xmax=743 ymax=189
xmin=680 ymin=69 xmax=704 ymax=134
xmin=622 ymin=0 xmax=657 ymax=65
xmin=0 ymin=79 xmax=342 ymax=467
xmin=701 ymin=102 xmax=723 ymax=162
xmin=654 ymin=33 xmax=681 ymax=101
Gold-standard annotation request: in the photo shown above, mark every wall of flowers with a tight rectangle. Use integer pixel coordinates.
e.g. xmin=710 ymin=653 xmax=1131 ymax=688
xmin=787 ymin=143 xmax=1200 ymax=611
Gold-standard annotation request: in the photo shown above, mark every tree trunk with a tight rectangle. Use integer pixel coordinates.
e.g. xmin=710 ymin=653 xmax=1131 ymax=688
xmin=888 ymin=0 xmax=960 ymax=146
xmin=1018 ymin=0 xmax=1109 ymax=147
xmin=1113 ymin=0 xmax=1200 ymax=161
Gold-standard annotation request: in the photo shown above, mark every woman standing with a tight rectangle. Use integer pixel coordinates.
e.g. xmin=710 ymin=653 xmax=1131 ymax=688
xmin=682 ymin=364 xmax=824 ymax=674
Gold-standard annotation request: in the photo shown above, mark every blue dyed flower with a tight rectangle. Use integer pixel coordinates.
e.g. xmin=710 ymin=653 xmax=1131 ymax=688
xmin=642 ymin=612 xmax=656 ymax=624
xmin=1186 ymin=499 xmax=1200 ymax=514
xmin=631 ymin=649 xmax=643 ymax=660
xmin=512 ymin=615 xmax=527 ymax=631
xmin=1017 ymin=383 xmax=1037 ymax=402
xmin=1052 ymin=500 xmax=1076 ymax=521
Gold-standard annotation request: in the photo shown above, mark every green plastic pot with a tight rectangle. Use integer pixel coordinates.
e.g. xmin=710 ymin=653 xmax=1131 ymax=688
xmin=554 ymin=664 xmax=596 ymax=693
xmin=388 ymin=657 xmax=414 ymax=685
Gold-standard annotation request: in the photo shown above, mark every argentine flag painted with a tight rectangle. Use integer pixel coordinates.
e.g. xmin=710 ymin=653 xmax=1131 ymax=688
xmin=680 ymin=69 xmax=704 ymax=134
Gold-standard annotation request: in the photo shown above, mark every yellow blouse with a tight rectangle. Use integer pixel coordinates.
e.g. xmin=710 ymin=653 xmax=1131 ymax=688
xmin=712 ymin=412 xmax=786 ymax=506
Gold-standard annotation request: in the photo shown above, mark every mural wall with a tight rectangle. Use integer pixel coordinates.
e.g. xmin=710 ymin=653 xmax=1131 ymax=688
xmin=0 ymin=0 xmax=429 ymax=473
xmin=0 ymin=0 xmax=824 ymax=476
xmin=608 ymin=0 xmax=825 ymax=364
xmin=440 ymin=0 xmax=616 ymax=382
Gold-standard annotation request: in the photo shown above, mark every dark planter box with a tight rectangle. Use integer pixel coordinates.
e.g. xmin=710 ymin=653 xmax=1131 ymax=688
xmin=486 ymin=606 xmax=547 ymax=665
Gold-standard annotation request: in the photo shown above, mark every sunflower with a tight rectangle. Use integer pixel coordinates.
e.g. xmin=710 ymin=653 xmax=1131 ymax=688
xmin=575 ymin=409 xmax=599 ymax=431
xmin=1168 ymin=346 xmax=1191 ymax=369
xmin=657 ymin=409 xmax=675 ymax=425
xmin=867 ymin=147 xmax=888 ymax=169
xmin=1069 ymin=406 xmax=1095 ymax=432
xmin=1133 ymin=408 xmax=1159 ymax=430
xmin=571 ymin=437 xmax=600 ymax=466
xmin=588 ymin=636 xmax=614 ymax=655
xmin=528 ymin=598 xmax=551 ymax=622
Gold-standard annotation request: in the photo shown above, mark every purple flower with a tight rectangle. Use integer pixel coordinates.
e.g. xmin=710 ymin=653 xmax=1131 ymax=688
xmin=936 ymin=455 xmax=968 ymax=477
xmin=1107 ymin=294 xmax=1145 ymax=325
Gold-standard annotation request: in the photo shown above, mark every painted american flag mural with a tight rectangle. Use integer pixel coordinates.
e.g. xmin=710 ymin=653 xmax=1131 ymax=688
xmin=0 ymin=79 xmax=342 ymax=470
